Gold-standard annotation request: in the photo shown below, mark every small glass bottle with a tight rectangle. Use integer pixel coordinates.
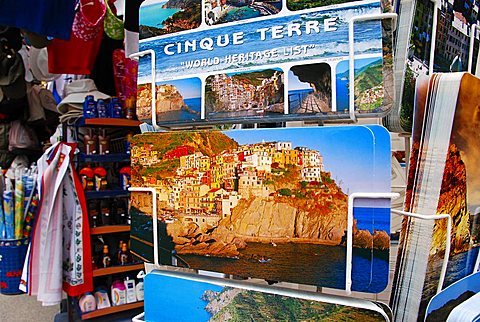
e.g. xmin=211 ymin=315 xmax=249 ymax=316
xmin=101 ymin=245 xmax=111 ymax=268
xmin=119 ymin=243 xmax=130 ymax=265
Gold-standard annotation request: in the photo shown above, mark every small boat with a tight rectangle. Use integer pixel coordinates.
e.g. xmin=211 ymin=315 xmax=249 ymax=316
xmin=258 ymin=257 xmax=271 ymax=263
xmin=271 ymin=241 xmax=277 ymax=247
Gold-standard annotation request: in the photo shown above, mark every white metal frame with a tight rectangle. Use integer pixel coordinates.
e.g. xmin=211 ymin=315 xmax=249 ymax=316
xmin=128 ymin=187 xmax=159 ymax=265
xmin=390 ymin=209 xmax=451 ymax=294
xmin=132 ymin=269 xmax=392 ymax=322
xmin=129 ymin=50 xmax=159 ymax=130
xmin=468 ymin=24 xmax=480 ymax=73
xmin=346 ymin=192 xmax=400 ymax=293
xmin=348 ymin=13 xmax=398 ymax=122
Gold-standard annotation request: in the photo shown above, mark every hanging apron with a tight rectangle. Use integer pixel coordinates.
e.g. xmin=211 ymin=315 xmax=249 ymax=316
xmin=23 ymin=142 xmax=92 ymax=305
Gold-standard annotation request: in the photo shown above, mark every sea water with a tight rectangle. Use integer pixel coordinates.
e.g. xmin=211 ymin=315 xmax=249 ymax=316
xmin=156 ymin=97 xmax=201 ymax=122
xmin=131 ymin=207 xmax=390 ymax=293
xmin=140 ymin=2 xmax=181 ymax=28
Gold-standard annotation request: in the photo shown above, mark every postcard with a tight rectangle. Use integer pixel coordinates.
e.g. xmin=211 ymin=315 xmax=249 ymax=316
xmin=137 ymin=0 xmax=393 ymax=125
xmin=143 ymin=270 xmax=389 ymax=321
xmin=129 ymin=126 xmax=391 ymax=292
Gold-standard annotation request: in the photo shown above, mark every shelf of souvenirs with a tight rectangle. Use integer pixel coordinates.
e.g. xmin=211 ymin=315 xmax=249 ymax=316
xmin=90 ymin=225 xmax=130 ymax=235
xmin=78 ymin=152 xmax=131 ymax=163
xmin=79 ymin=300 xmax=144 ymax=320
xmin=92 ymin=263 xmax=144 ymax=277
xmin=84 ymin=189 xmax=130 ymax=200
xmin=77 ymin=118 xmax=141 ymax=128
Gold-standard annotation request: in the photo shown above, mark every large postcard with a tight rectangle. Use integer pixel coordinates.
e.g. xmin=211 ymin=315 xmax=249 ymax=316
xmin=137 ymin=0 xmax=394 ymax=126
xmin=391 ymin=73 xmax=480 ymax=320
xmin=129 ymin=126 xmax=391 ymax=292
xmin=143 ymin=270 xmax=389 ymax=321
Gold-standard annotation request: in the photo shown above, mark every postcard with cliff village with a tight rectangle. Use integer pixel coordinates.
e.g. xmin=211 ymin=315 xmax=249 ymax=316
xmin=129 ymin=126 xmax=392 ymax=292
xmin=143 ymin=271 xmax=388 ymax=321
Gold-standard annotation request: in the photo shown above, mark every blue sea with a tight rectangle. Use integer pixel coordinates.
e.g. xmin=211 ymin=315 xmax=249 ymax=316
xmin=140 ymin=2 xmax=181 ymax=28
xmin=131 ymin=206 xmax=390 ymax=293
xmin=288 ymin=88 xmax=314 ymax=112
xmin=138 ymin=1 xmax=383 ymax=81
xmin=336 ymin=76 xmax=349 ymax=112
xmin=145 ymin=274 xmax=223 ymax=321
xmin=157 ymin=97 xmax=201 ymax=122
xmin=222 ymin=6 xmax=262 ymax=22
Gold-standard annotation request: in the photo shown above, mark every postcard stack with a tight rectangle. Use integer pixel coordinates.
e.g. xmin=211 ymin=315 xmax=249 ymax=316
xmin=390 ymin=72 xmax=480 ymax=321
xmin=135 ymin=0 xmax=394 ymax=126
xmin=384 ymin=0 xmax=480 ymax=133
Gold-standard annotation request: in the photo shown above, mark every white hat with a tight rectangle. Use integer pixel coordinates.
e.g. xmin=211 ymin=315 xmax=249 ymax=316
xmin=57 ymin=79 xmax=110 ymax=114
xmin=29 ymin=47 xmax=60 ymax=82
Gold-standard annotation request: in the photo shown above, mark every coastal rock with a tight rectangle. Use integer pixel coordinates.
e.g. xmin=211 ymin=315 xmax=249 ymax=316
xmin=353 ymin=230 xmax=373 ymax=249
xmin=156 ymin=84 xmax=185 ymax=113
xmin=433 ymin=144 xmax=472 ymax=256
xmin=176 ymin=240 xmax=239 ymax=258
xmin=221 ymin=199 xmax=297 ymax=238
xmin=373 ymin=230 xmax=390 ymax=250
xmin=205 ymin=288 xmax=243 ymax=316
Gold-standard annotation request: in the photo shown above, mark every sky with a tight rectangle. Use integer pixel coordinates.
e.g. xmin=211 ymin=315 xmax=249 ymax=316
xmin=225 ymin=126 xmax=390 ymax=195
xmin=157 ymin=78 xmax=201 ymax=99
xmin=336 ymin=57 xmax=382 ymax=75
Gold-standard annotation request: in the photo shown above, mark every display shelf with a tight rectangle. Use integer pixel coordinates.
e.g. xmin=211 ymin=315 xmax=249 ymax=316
xmin=78 ymin=118 xmax=141 ymax=128
xmin=93 ymin=263 xmax=144 ymax=277
xmin=80 ymin=301 xmax=144 ymax=320
xmin=90 ymin=225 xmax=130 ymax=235
xmin=85 ymin=189 xmax=129 ymax=200
xmin=79 ymin=153 xmax=131 ymax=163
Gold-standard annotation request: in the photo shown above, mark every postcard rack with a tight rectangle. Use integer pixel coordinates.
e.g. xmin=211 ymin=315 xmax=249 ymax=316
xmin=128 ymin=185 xmax=454 ymax=322
xmin=130 ymin=12 xmax=398 ymax=130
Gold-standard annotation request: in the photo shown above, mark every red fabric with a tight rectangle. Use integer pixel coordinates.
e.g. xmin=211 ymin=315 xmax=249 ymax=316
xmin=47 ymin=30 xmax=103 ymax=75
xmin=47 ymin=0 xmax=105 ymax=75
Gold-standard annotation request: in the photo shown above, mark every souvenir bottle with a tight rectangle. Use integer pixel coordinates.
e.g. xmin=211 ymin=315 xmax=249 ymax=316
xmin=101 ymin=245 xmax=111 ymax=268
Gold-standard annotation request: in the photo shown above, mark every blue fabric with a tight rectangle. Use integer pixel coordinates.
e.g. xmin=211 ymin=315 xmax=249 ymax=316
xmin=0 ymin=0 xmax=76 ymax=40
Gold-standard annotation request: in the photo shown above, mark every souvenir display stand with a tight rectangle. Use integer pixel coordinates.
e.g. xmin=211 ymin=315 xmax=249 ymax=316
xmin=2 ymin=0 xmax=480 ymax=321
xmin=125 ymin=0 xmax=480 ymax=319
xmin=65 ymin=117 xmax=145 ymax=320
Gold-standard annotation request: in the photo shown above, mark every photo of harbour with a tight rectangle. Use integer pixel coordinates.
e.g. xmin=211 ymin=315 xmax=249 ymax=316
xmin=144 ymin=272 xmax=388 ymax=321
xmin=136 ymin=78 xmax=201 ymax=123
xmin=139 ymin=0 xmax=201 ymax=39
xmin=205 ymin=69 xmax=284 ymax=119
xmin=205 ymin=0 xmax=282 ymax=26
xmin=129 ymin=127 xmax=391 ymax=292
xmin=288 ymin=63 xmax=332 ymax=114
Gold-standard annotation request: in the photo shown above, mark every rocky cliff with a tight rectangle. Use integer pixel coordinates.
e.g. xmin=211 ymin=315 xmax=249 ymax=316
xmin=433 ymin=144 xmax=472 ymax=256
xmin=166 ymin=179 xmax=390 ymax=257
xmin=156 ymin=95 xmax=184 ymax=113
xmin=405 ymin=143 xmax=472 ymax=256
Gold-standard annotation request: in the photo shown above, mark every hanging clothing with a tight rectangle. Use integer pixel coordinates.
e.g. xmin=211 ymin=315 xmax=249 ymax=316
xmin=0 ymin=0 xmax=76 ymax=41
xmin=124 ymin=0 xmax=144 ymax=57
xmin=47 ymin=0 xmax=106 ymax=75
xmin=23 ymin=142 xmax=92 ymax=305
